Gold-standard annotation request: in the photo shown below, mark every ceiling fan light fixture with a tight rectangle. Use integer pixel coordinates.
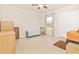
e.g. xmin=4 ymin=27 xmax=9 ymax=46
xmin=32 ymin=4 xmax=48 ymax=10
xmin=38 ymin=4 xmax=43 ymax=7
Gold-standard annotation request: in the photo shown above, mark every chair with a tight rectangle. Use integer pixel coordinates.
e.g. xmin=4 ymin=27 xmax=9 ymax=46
xmin=66 ymin=31 xmax=79 ymax=44
xmin=66 ymin=30 xmax=79 ymax=54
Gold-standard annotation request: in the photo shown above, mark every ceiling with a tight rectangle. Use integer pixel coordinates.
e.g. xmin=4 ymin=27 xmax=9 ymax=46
xmin=3 ymin=4 xmax=70 ymax=13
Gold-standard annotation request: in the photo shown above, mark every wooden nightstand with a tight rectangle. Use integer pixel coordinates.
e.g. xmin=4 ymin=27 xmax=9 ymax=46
xmin=14 ymin=27 xmax=19 ymax=39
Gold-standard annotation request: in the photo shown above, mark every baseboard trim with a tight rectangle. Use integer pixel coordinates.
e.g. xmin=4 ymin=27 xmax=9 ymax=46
xmin=20 ymin=35 xmax=26 ymax=38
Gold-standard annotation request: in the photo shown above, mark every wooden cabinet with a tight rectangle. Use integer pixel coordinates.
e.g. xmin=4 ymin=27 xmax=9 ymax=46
xmin=14 ymin=27 xmax=19 ymax=39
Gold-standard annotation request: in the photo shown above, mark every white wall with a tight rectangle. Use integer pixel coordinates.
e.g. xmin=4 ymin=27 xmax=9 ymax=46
xmin=0 ymin=4 xmax=79 ymax=38
xmin=54 ymin=5 xmax=79 ymax=38
xmin=0 ymin=5 xmax=43 ymax=38
xmin=42 ymin=5 xmax=79 ymax=38
xmin=0 ymin=5 xmax=2 ymax=19
xmin=55 ymin=10 xmax=79 ymax=37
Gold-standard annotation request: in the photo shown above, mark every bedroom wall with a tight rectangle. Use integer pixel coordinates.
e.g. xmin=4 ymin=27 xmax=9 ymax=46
xmin=0 ymin=5 xmax=2 ymax=19
xmin=55 ymin=10 xmax=79 ymax=38
xmin=0 ymin=5 xmax=43 ymax=38
xmin=0 ymin=4 xmax=79 ymax=38
xmin=42 ymin=5 xmax=79 ymax=38
xmin=54 ymin=5 xmax=79 ymax=38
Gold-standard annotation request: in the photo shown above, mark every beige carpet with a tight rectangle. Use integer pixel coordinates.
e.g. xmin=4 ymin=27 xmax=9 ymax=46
xmin=16 ymin=36 xmax=66 ymax=54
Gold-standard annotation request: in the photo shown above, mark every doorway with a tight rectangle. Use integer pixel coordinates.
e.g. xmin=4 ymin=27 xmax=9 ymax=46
xmin=45 ymin=16 xmax=54 ymax=36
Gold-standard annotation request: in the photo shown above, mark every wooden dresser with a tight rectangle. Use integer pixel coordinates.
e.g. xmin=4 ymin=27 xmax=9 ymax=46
xmin=14 ymin=27 xmax=19 ymax=39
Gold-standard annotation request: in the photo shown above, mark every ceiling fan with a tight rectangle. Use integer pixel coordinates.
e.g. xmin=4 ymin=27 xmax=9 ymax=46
xmin=32 ymin=4 xmax=48 ymax=10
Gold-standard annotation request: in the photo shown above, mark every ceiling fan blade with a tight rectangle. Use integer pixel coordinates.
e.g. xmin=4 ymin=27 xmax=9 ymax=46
xmin=32 ymin=4 xmax=38 ymax=6
xmin=43 ymin=6 xmax=48 ymax=9
xmin=38 ymin=7 xmax=40 ymax=10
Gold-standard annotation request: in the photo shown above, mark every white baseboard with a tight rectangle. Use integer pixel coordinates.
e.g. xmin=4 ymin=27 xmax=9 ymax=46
xmin=20 ymin=34 xmax=26 ymax=38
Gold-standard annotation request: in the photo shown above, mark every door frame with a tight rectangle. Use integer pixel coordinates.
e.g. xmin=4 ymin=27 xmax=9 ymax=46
xmin=45 ymin=13 xmax=55 ymax=36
